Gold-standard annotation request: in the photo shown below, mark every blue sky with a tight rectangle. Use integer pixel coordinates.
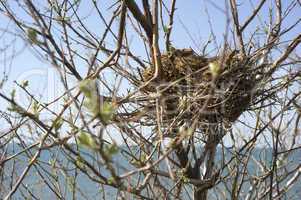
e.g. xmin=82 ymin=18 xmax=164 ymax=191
xmin=0 ymin=0 xmax=300 ymax=145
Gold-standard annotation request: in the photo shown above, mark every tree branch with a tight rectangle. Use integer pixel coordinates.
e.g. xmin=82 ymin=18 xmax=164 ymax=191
xmin=125 ymin=0 xmax=153 ymax=43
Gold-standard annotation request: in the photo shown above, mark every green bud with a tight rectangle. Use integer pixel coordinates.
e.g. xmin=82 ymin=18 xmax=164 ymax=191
xmin=77 ymin=131 xmax=97 ymax=149
xmin=27 ymin=28 xmax=39 ymax=44
xmin=209 ymin=61 xmax=221 ymax=77
xmin=99 ymin=101 xmax=115 ymax=124
xmin=21 ymin=80 xmax=29 ymax=87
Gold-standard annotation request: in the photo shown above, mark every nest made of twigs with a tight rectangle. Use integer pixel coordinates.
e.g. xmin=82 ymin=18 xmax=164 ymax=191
xmin=140 ymin=48 xmax=258 ymax=126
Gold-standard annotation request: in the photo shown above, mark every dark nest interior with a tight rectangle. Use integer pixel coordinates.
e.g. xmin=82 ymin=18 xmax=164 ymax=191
xmin=139 ymin=48 xmax=262 ymax=130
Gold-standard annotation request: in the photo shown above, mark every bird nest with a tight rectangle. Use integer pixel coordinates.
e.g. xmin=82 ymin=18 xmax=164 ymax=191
xmin=140 ymin=48 xmax=259 ymax=127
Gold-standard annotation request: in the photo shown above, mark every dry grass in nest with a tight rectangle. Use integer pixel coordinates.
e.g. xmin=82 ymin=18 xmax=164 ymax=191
xmin=140 ymin=48 xmax=260 ymax=127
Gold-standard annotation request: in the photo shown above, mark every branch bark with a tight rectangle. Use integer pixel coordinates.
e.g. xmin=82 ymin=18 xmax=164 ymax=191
xmin=125 ymin=0 xmax=153 ymax=43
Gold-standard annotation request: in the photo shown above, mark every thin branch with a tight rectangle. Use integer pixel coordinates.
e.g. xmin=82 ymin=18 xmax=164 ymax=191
xmin=229 ymin=0 xmax=246 ymax=55
xmin=125 ymin=0 xmax=153 ymax=43
xmin=240 ymin=0 xmax=267 ymax=32
xmin=165 ymin=0 xmax=176 ymax=51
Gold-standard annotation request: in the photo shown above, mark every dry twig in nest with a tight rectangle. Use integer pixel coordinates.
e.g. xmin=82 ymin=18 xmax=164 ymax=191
xmin=140 ymin=48 xmax=261 ymax=127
